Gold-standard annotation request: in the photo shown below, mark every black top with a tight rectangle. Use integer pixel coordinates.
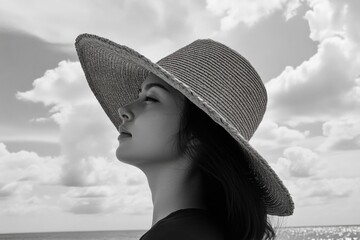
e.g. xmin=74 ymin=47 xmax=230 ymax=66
xmin=139 ymin=208 xmax=225 ymax=240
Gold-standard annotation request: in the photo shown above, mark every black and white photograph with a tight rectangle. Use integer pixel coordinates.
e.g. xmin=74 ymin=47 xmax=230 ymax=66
xmin=0 ymin=0 xmax=359 ymax=239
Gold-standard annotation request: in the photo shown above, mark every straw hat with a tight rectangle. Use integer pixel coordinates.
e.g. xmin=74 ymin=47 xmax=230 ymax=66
xmin=74 ymin=33 xmax=295 ymax=216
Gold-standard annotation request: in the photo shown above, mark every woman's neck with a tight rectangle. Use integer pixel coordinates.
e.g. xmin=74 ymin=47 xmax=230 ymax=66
xmin=139 ymin=157 xmax=207 ymax=227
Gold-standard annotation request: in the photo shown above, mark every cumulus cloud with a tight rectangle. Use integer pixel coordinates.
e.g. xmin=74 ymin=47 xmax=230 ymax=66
xmin=262 ymin=0 xmax=360 ymax=192
xmin=252 ymin=119 xmax=309 ymax=150
xmin=317 ymin=114 xmax=360 ymax=152
xmin=0 ymin=142 xmax=63 ymax=215
xmin=0 ymin=181 xmax=41 ymax=215
xmin=16 ymin=60 xmax=97 ymax=125
xmin=14 ymin=59 xmax=151 ymax=216
xmin=270 ymin=145 xmax=360 ymax=207
xmin=0 ymin=139 xmax=151 ymax=215
xmin=61 ymin=157 xmax=121 ymax=187
xmin=305 ymin=0 xmax=360 ymax=43
xmin=0 ymin=0 xmax=219 ymax=60
xmin=205 ymin=0 xmax=304 ymax=30
xmin=285 ymin=177 xmax=360 ymax=207
xmin=265 ymin=0 xmax=360 ymax=127
xmin=270 ymin=146 xmax=325 ymax=179
xmin=266 ymin=36 xmax=360 ymax=126
xmin=0 ymin=142 xmax=63 ymax=185
xmin=15 ymin=60 xmax=121 ymax=187
xmin=0 ymin=180 xmax=49 ymax=215
xmin=57 ymin=103 xmax=123 ymax=187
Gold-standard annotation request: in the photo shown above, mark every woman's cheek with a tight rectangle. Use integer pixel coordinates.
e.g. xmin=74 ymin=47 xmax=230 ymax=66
xmin=139 ymin=129 xmax=178 ymax=162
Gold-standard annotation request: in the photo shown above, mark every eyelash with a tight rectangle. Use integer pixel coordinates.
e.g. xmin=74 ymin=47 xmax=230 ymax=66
xmin=138 ymin=89 xmax=157 ymax=102
xmin=144 ymin=96 xmax=157 ymax=102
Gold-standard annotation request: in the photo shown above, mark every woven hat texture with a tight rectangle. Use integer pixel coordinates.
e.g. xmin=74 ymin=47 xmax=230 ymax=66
xmin=74 ymin=33 xmax=295 ymax=216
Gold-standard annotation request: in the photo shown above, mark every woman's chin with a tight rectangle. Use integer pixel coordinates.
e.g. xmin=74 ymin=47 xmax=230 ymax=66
xmin=116 ymin=146 xmax=128 ymax=159
xmin=116 ymin=147 xmax=136 ymax=165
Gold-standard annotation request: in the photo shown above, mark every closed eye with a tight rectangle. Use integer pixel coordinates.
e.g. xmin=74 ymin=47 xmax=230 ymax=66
xmin=144 ymin=96 xmax=158 ymax=102
xmin=138 ymin=88 xmax=158 ymax=102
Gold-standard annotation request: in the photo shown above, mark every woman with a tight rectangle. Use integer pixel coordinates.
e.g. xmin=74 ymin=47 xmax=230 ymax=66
xmin=75 ymin=33 xmax=295 ymax=240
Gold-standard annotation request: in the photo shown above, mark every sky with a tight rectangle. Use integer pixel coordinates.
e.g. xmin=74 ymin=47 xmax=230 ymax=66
xmin=0 ymin=0 xmax=359 ymax=234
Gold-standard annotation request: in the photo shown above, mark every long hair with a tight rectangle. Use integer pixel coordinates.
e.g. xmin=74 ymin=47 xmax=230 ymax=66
xmin=175 ymin=97 xmax=286 ymax=240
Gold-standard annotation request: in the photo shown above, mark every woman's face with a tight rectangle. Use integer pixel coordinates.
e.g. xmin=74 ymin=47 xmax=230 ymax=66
xmin=116 ymin=72 xmax=186 ymax=167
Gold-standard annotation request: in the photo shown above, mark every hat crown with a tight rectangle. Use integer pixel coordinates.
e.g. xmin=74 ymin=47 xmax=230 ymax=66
xmin=156 ymin=38 xmax=268 ymax=141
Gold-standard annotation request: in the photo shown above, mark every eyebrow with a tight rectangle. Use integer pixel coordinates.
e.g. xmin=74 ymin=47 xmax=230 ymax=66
xmin=139 ymin=83 xmax=170 ymax=93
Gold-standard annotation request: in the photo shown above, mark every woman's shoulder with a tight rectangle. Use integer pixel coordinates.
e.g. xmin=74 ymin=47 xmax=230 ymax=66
xmin=139 ymin=208 xmax=226 ymax=240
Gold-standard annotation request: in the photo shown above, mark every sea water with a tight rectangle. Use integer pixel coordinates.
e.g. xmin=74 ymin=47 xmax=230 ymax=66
xmin=0 ymin=225 xmax=359 ymax=240
xmin=0 ymin=230 xmax=146 ymax=240
xmin=276 ymin=225 xmax=360 ymax=240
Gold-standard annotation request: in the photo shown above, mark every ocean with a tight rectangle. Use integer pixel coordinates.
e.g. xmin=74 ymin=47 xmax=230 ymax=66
xmin=0 ymin=230 xmax=146 ymax=240
xmin=276 ymin=225 xmax=360 ymax=240
xmin=0 ymin=225 xmax=359 ymax=240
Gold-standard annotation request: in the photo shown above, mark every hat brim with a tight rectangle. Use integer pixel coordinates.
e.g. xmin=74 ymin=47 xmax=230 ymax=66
xmin=75 ymin=33 xmax=294 ymax=216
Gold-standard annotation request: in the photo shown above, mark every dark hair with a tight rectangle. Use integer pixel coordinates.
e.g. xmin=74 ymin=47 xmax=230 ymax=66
xmin=175 ymin=97 xmax=287 ymax=240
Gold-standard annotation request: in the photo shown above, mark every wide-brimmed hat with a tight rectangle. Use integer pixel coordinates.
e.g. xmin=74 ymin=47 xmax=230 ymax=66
xmin=74 ymin=33 xmax=294 ymax=216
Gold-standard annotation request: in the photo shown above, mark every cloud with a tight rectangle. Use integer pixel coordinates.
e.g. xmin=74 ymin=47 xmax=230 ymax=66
xmin=317 ymin=114 xmax=360 ymax=152
xmin=60 ymin=157 xmax=123 ymax=187
xmin=270 ymin=146 xmax=325 ymax=179
xmin=266 ymin=37 xmax=360 ymax=126
xmin=0 ymin=142 xmax=63 ymax=215
xmin=15 ymin=60 xmax=97 ymax=125
xmin=0 ymin=0 xmax=219 ymax=59
xmin=60 ymin=185 xmax=152 ymax=215
xmin=15 ymin=60 xmax=121 ymax=187
xmin=0 ymin=180 xmax=51 ymax=216
xmin=14 ymin=59 xmax=152 ymax=216
xmin=265 ymin=0 xmax=360 ymax=127
xmin=283 ymin=0 xmax=303 ymax=21
xmin=0 ymin=194 xmax=51 ymax=215
xmin=0 ymin=0 xmax=160 ymax=43
xmin=0 ymin=139 xmax=150 ymax=216
xmin=0 ymin=181 xmax=41 ymax=215
xmin=0 ymin=181 xmax=32 ymax=198
xmin=252 ymin=119 xmax=309 ymax=150
xmin=269 ymin=144 xmax=360 ymax=207
xmin=65 ymin=186 xmax=115 ymax=198
xmin=64 ymin=198 xmax=119 ymax=215
xmin=61 ymin=186 xmax=121 ymax=214
xmin=305 ymin=0 xmax=360 ymax=43
xmin=285 ymin=177 xmax=360 ymax=207
xmin=205 ymin=0 xmax=301 ymax=30
xmin=0 ymin=142 xmax=63 ymax=185
xmin=0 ymin=186 xmax=57 ymax=216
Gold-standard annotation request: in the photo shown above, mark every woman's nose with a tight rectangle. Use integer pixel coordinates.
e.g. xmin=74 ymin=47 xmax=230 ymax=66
xmin=118 ymin=105 xmax=132 ymax=124
xmin=118 ymin=97 xmax=140 ymax=125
